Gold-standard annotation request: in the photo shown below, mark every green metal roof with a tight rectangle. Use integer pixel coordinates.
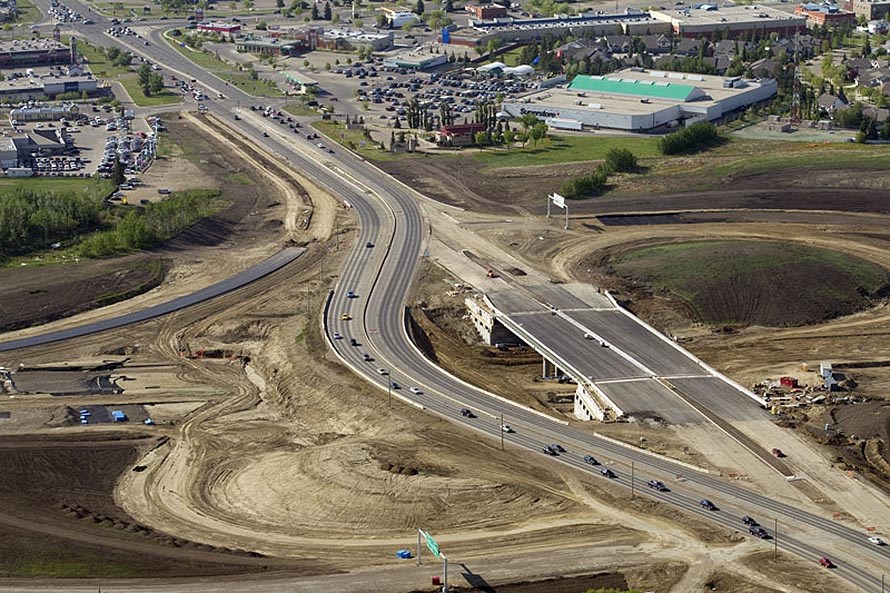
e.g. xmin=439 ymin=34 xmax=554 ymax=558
xmin=569 ymin=75 xmax=700 ymax=101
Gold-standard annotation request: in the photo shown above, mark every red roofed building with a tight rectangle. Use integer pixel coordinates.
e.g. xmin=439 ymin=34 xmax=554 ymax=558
xmin=437 ymin=122 xmax=487 ymax=146
xmin=197 ymin=21 xmax=242 ymax=34
xmin=465 ymin=3 xmax=508 ymax=19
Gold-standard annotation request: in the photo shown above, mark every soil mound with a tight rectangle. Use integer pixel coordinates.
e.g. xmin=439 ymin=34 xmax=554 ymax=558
xmin=613 ymin=240 xmax=890 ymax=327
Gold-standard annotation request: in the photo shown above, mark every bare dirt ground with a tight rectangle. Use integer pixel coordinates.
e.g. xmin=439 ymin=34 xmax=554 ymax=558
xmin=0 ymin=119 xmax=865 ymax=593
xmin=395 ymin=146 xmax=890 ymax=506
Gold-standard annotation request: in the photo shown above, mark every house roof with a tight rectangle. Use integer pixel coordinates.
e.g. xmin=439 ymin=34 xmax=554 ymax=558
xmin=569 ymin=74 xmax=703 ymax=101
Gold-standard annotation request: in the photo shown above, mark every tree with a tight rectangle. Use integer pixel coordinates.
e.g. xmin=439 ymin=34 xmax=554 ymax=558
xmin=112 ymin=155 xmax=126 ymax=186
xmin=528 ymin=121 xmax=548 ymax=146
xmin=276 ymin=0 xmax=284 ymax=7
xmin=474 ymin=131 xmax=487 ymax=146
xmin=486 ymin=36 xmax=503 ymax=58
xmin=311 ymin=2 xmax=318 ymax=19
xmin=148 ymin=72 xmax=164 ymax=96
xmin=137 ymin=63 xmax=151 ymax=89
xmin=415 ymin=0 xmax=424 ymax=15
xmin=323 ymin=1 xmax=331 ymax=19
xmin=444 ymin=0 xmax=453 ymax=11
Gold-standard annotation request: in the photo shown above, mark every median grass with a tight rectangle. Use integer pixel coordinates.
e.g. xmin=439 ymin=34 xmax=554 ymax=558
xmin=13 ymin=0 xmax=42 ymax=24
xmin=165 ymin=35 xmax=283 ymax=97
xmin=614 ymin=240 xmax=890 ymax=326
xmin=313 ymin=120 xmax=407 ymax=162
xmin=65 ymin=37 xmax=132 ymax=78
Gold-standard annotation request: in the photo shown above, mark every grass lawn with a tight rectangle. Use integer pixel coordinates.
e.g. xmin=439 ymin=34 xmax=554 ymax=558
xmin=119 ymin=74 xmax=181 ymax=107
xmin=0 ymin=176 xmax=114 ymax=194
xmin=471 ymin=134 xmax=661 ymax=169
xmin=66 ymin=37 xmax=132 ymax=78
xmin=614 ymin=240 xmax=890 ymax=326
xmin=283 ymin=102 xmax=319 ymax=117
xmin=165 ymin=34 xmax=284 ymax=98
xmin=13 ymin=0 xmax=42 ymax=24
xmin=313 ymin=120 xmax=406 ymax=162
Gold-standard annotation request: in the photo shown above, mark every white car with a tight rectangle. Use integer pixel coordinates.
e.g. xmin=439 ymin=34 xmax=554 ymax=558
xmin=868 ymin=536 xmax=884 ymax=546
xmin=376 ymin=368 xmax=388 ymax=375
xmin=501 ymin=424 xmax=513 ymax=433
xmin=409 ymin=387 xmax=422 ymax=395
xmin=333 ymin=332 xmax=342 ymax=340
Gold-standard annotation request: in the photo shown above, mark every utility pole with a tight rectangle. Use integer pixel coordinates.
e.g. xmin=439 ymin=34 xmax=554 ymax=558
xmin=631 ymin=461 xmax=635 ymax=498
xmin=500 ymin=413 xmax=504 ymax=451
xmin=774 ymin=518 xmax=778 ymax=558
xmin=417 ymin=529 xmax=422 ymax=566
xmin=388 ymin=372 xmax=392 ymax=408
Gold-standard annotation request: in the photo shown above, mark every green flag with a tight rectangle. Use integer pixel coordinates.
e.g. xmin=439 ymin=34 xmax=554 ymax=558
xmin=420 ymin=530 xmax=440 ymax=558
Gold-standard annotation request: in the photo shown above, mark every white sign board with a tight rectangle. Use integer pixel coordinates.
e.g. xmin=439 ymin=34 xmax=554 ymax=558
xmin=549 ymin=193 xmax=566 ymax=209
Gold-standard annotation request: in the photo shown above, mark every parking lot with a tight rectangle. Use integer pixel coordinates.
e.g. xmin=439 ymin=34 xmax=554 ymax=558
xmin=325 ymin=58 xmax=538 ymax=130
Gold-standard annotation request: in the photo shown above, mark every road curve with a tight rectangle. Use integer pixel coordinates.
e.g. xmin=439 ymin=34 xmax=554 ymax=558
xmin=14 ymin=6 xmax=890 ymax=591
xmin=0 ymin=247 xmax=304 ymax=353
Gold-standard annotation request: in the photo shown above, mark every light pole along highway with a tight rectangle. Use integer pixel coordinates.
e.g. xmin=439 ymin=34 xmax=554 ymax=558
xmin=23 ymin=6 xmax=890 ymax=590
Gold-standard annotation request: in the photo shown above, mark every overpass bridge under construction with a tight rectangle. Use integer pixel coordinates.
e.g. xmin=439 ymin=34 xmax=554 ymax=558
xmin=466 ymin=284 xmax=765 ymax=423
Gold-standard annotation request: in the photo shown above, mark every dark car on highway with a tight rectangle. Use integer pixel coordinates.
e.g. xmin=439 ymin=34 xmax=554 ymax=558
xmin=601 ymin=468 xmax=616 ymax=479
xmin=647 ymin=480 xmax=668 ymax=491
xmin=542 ymin=446 xmax=557 ymax=456
xmin=583 ymin=455 xmax=599 ymax=466
xmin=749 ymin=526 xmax=769 ymax=539
xmin=459 ymin=408 xmax=475 ymax=418
xmin=742 ymin=516 xmax=758 ymax=526
xmin=700 ymin=499 xmax=717 ymax=511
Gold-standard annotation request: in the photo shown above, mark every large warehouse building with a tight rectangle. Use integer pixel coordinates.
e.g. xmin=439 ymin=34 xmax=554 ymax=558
xmin=649 ymin=5 xmax=806 ymax=38
xmin=501 ymin=69 xmax=777 ymax=132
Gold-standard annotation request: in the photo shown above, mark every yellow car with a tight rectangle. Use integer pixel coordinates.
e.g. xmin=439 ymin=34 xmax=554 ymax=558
xmin=340 ymin=313 xmax=351 ymax=321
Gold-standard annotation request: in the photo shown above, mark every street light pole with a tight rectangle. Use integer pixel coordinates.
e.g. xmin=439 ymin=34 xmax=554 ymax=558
xmin=388 ymin=372 xmax=392 ymax=408
xmin=500 ymin=413 xmax=504 ymax=451
xmin=631 ymin=461 xmax=635 ymax=498
xmin=774 ymin=518 xmax=778 ymax=558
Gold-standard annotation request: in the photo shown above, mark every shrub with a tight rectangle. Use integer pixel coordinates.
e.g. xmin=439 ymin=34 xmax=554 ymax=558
xmin=559 ymin=167 xmax=609 ymax=199
xmin=603 ymin=147 xmax=637 ymax=172
xmin=657 ymin=122 xmax=722 ymax=155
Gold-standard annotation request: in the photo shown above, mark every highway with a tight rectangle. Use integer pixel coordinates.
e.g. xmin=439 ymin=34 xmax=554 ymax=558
xmin=13 ymin=6 xmax=890 ymax=590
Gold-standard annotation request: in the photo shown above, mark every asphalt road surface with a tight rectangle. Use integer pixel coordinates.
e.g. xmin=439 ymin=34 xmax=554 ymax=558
xmin=0 ymin=248 xmax=304 ymax=353
xmin=10 ymin=6 xmax=890 ymax=591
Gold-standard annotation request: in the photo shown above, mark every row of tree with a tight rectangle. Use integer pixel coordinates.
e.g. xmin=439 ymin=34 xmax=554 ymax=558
xmin=0 ymin=187 xmax=103 ymax=258
xmin=79 ymin=190 xmax=222 ymax=257
xmin=657 ymin=122 xmax=723 ymax=155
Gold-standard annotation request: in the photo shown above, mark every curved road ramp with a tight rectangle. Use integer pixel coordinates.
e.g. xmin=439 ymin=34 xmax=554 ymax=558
xmin=0 ymin=247 xmax=305 ymax=353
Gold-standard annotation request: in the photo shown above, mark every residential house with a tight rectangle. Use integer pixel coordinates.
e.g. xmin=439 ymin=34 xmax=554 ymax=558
xmin=817 ymin=92 xmax=848 ymax=116
xmin=437 ymin=122 xmax=487 ymax=147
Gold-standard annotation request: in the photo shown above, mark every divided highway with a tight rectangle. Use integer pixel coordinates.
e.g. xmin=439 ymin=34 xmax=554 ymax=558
xmin=15 ymin=7 xmax=890 ymax=590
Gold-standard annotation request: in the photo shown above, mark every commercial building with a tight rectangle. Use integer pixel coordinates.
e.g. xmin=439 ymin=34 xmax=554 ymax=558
xmin=795 ymin=3 xmax=856 ymax=25
xmin=649 ymin=5 xmax=807 ymax=38
xmin=465 ymin=3 xmax=507 ymax=19
xmin=235 ymin=36 xmax=303 ymax=56
xmin=319 ymin=28 xmax=393 ymax=51
xmin=196 ymin=21 xmax=241 ymax=34
xmin=847 ymin=0 xmax=890 ymax=20
xmin=500 ymin=68 xmax=777 ymax=132
xmin=378 ymin=8 xmax=420 ymax=28
xmin=382 ymin=52 xmax=448 ymax=71
xmin=437 ymin=122 xmax=487 ymax=146
xmin=282 ymin=70 xmax=318 ymax=93
xmin=0 ymin=72 xmax=99 ymax=101
xmin=462 ymin=11 xmax=670 ymax=45
xmin=0 ymin=39 xmax=74 ymax=69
